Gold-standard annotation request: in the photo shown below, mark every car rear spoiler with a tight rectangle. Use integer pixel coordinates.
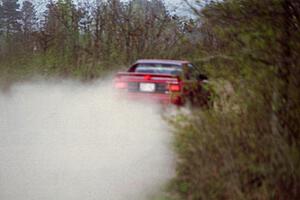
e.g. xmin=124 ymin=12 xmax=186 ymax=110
xmin=115 ymin=72 xmax=180 ymax=81
xmin=116 ymin=72 xmax=178 ymax=77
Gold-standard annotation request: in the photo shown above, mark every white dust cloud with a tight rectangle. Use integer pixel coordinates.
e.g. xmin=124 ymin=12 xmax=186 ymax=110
xmin=0 ymin=79 xmax=174 ymax=200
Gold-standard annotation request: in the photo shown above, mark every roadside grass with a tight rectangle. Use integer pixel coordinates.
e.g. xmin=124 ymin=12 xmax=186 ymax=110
xmin=166 ymin=79 xmax=300 ymax=200
xmin=0 ymin=54 xmax=127 ymax=89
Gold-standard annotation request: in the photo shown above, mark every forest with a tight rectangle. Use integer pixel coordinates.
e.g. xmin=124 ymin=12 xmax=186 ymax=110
xmin=1 ymin=0 xmax=299 ymax=199
xmin=0 ymin=0 xmax=194 ymax=81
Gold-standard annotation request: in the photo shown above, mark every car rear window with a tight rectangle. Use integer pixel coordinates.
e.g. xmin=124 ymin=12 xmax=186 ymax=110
xmin=133 ymin=63 xmax=182 ymax=75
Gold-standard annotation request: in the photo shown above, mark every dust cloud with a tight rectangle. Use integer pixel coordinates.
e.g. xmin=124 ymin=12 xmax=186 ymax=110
xmin=0 ymin=79 xmax=174 ymax=200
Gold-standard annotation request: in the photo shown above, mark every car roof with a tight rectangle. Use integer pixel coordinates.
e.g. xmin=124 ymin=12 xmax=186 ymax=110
xmin=134 ymin=59 xmax=190 ymax=66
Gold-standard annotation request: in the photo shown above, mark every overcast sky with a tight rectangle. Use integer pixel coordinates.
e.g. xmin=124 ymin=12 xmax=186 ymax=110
xmin=19 ymin=0 xmax=192 ymax=16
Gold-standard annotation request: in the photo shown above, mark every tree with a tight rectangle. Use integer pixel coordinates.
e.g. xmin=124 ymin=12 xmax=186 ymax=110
xmin=21 ymin=1 xmax=37 ymax=35
xmin=171 ymin=1 xmax=300 ymax=199
xmin=0 ymin=0 xmax=21 ymax=57
xmin=0 ymin=0 xmax=21 ymax=36
xmin=21 ymin=0 xmax=37 ymax=52
xmin=0 ymin=2 xmax=4 ymax=35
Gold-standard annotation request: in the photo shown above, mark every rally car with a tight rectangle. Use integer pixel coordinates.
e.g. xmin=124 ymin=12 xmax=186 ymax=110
xmin=114 ymin=59 xmax=210 ymax=106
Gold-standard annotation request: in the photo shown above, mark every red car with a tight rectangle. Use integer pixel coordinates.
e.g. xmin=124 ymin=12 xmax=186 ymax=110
xmin=114 ymin=59 xmax=209 ymax=106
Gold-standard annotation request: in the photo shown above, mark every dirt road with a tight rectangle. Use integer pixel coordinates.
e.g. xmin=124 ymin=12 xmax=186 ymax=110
xmin=0 ymin=79 xmax=174 ymax=200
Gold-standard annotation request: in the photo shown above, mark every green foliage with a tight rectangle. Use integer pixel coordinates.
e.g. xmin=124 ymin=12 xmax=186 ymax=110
xmin=169 ymin=0 xmax=300 ymax=199
xmin=169 ymin=105 xmax=299 ymax=199
xmin=0 ymin=0 xmax=192 ymax=81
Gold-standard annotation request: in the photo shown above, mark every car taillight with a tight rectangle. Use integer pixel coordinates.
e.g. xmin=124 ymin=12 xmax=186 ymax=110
xmin=168 ymin=84 xmax=181 ymax=92
xmin=115 ymin=81 xmax=127 ymax=89
xmin=144 ymin=75 xmax=152 ymax=81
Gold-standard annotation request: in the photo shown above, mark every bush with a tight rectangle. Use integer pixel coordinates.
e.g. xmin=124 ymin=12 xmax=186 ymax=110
xmin=168 ymin=78 xmax=300 ymax=199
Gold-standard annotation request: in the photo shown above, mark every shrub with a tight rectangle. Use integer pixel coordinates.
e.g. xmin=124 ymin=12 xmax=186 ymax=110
xmin=168 ymin=78 xmax=300 ymax=199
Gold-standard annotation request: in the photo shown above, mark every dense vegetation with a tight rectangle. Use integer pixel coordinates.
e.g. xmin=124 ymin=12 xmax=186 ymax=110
xmin=168 ymin=0 xmax=300 ymax=199
xmin=0 ymin=0 xmax=193 ymax=82
xmin=1 ymin=0 xmax=299 ymax=199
